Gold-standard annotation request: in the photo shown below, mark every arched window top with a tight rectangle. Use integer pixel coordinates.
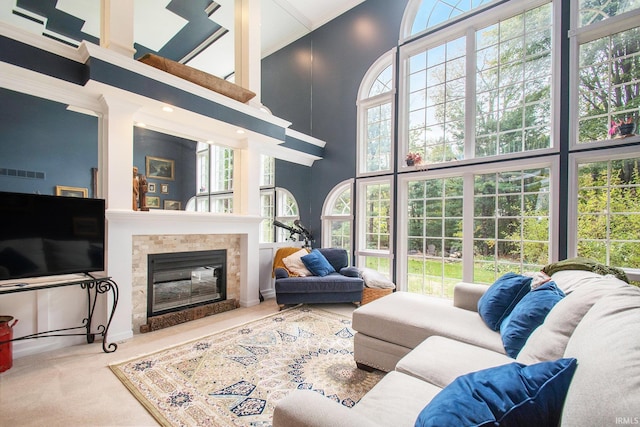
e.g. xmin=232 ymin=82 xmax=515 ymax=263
xmin=401 ymin=0 xmax=499 ymax=40
xmin=369 ymin=65 xmax=393 ymax=98
xmin=277 ymin=187 xmax=299 ymax=217
xmin=322 ymin=179 xmax=353 ymax=217
xmin=358 ymin=49 xmax=395 ymax=101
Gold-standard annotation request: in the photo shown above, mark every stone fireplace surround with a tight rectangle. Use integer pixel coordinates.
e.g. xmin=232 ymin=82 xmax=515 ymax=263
xmin=132 ymin=235 xmax=240 ymax=333
xmin=105 ymin=210 xmax=262 ymax=343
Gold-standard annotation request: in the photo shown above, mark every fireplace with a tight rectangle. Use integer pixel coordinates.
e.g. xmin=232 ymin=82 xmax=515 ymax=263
xmin=147 ymin=249 xmax=226 ymax=318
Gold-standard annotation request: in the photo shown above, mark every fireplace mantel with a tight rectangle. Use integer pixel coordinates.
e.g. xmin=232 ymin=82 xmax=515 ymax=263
xmin=105 ymin=209 xmax=262 ymax=343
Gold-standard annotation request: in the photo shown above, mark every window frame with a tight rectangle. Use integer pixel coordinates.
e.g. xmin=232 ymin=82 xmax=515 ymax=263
xmin=396 ymin=156 xmax=559 ymax=290
xmin=356 ymin=175 xmax=395 ymax=276
xmin=568 ymin=145 xmax=640 ymax=281
xmin=568 ymin=7 xmax=640 ymax=150
xmin=356 ymin=49 xmax=397 ymax=177
xmin=321 ymin=179 xmax=354 ymax=250
xmin=397 ymin=0 xmax=561 ymax=170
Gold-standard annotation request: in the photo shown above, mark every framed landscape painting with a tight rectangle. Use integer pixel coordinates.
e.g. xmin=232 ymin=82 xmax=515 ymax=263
xmin=164 ymin=200 xmax=181 ymax=210
xmin=55 ymin=185 xmax=88 ymax=198
xmin=146 ymin=156 xmax=175 ymax=180
xmin=146 ymin=196 xmax=160 ymax=208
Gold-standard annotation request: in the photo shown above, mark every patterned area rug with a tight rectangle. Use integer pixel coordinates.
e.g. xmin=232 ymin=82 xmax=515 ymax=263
xmin=110 ymin=306 xmax=384 ymax=426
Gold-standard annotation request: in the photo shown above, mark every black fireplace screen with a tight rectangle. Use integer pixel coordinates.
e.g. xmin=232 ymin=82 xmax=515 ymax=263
xmin=147 ymin=250 xmax=226 ymax=317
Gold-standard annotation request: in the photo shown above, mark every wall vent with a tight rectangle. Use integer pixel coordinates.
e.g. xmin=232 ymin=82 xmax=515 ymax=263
xmin=0 ymin=168 xmax=46 ymax=180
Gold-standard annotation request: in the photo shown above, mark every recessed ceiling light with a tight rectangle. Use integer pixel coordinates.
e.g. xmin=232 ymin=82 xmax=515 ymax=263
xmin=135 ymin=122 xmax=147 ymax=127
xmin=162 ymin=106 xmax=174 ymax=113
xmin=236 ymin=129 xmax=246 ymax=134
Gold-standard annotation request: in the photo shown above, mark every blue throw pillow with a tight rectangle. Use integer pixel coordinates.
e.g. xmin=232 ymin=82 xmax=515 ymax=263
xmin=415 ymin=358 xmax=578 ymax=427
xmin=477 ymin=273 xmax=533 ymax=331
xmin=301 ymin=249 xmax=336 ymax=277
xmin=500 ymin=281 xmax=565 ymax=358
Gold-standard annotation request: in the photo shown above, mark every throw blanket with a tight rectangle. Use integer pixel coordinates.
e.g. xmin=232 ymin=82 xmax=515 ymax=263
xmin=542 ymin=257 xmax=629 ymax=283
xmin=272 ymin=247 xmax=308 ymax=277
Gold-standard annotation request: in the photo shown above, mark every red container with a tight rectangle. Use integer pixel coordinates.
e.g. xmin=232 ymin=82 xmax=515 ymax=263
xmin=0 ymin=316 xmax=18 ymax=373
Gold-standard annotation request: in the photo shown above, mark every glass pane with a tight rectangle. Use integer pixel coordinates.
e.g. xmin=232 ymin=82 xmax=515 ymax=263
xmin=475 ymin=3 xmax=553 ymax=156
xmin=411 ymin=0 xmax=499 ymax=36
xmin=577 ymin=157 xmax=640 ymax=269
xmin=577 ymin=27 xmax=640 ymax=143
xmin=473 ymin=167 xmax=551 ymax=279
xmin=579 ymin=0 xmax=640 ymax=27
xmin=405 ymin=177 xmax=465 ymax=299
xmin=365 ymin=103 xmax=393 ymax=172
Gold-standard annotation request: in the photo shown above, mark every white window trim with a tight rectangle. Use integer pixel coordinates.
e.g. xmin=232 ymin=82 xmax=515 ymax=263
xmin=356 ymin=175 xmax=395 ymax=272
xmin=396 ymin=156 xmax=559 ymax=287
xmin=357 ymin=49 xmax=397 ymax=177
xmin=568 ymin=8 xmax=640 ymax=150
xmin=567 ymin=145 xmax=640 ymax=281
xmin=397 ymin=0 xmax=561 ymax=170
xmin=399 ymin=0 xmax=503 ymax=44
xmin=321 ymin=179 xmax=354 ymax=247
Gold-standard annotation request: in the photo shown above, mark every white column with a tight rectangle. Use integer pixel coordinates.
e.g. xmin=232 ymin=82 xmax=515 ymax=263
xmin=98 ymin=94 xmax=140 ymax=342
xmin=100 ymin=0 xmax=136 ymax=57
xmin=234 ymin=0 xmax=261 ymax=104
xmin=98 ymin=94 xmax=139 ymax=210
xmin=234 ymin=142 xmax=262 ymax=216
xmin=234 ymin=142 xmax=262 ymax=307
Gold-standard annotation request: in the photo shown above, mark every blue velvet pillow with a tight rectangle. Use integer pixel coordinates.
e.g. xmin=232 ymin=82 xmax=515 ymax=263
xmin=415 ymin=358 xmax=578 ymax=427
xmin=477 ymin=273 xmax=533 ymax=331
xmin=301 ymin=249 xmax=336 ymax=277
xmin=500 ymin=281 xmax=565 ymax=358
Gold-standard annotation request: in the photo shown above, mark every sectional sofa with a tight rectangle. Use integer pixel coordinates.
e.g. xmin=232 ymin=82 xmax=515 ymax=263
xmin=273 ymin=269 xmax=640 ymax=426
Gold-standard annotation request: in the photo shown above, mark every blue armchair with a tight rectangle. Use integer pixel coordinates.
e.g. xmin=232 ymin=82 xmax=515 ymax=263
xmin=274 ymin=248 xmax=364 ymax=310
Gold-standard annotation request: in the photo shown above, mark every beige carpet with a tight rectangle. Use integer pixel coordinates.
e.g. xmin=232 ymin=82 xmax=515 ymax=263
xmin=110 ymin=305 xmax=383 ymax=426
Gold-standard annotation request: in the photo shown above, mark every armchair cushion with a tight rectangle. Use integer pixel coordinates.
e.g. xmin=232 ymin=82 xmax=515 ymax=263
xmin=274 ymin=267 xmax=290 ymax=279
xmin=317 ymin=247 xmax=349 ymax=271
xmin=283 ymin=249 xmax=313 ymax=276
xmin=272 ymin=247 xmax=308 ymax=277
xmin=302 ymin=249 xmax=336 ymax=277
xmin=340 ymin=266 xmax=361 ymax=277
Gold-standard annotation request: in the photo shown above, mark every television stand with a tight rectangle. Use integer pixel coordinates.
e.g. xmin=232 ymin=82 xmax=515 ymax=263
xmin=0 ymin=276 xmax=119 ymax=353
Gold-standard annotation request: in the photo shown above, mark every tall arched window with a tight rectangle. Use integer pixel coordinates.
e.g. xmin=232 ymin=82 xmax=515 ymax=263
xmin=357 ymin=50 xmax=396 ymax=176
xmin=322 ymin=180 xmax=353 ymax=255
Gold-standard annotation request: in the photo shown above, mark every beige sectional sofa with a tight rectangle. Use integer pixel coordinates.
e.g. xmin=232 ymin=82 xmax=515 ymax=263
xmin=273 ymin=270 xmax=640 ymax=426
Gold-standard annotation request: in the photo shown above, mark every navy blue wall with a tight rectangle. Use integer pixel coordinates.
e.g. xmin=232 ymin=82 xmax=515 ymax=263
xmin=133 ymin=127 xmax=197 ymax=209
xmin=0 ymin=87 xmax=196 ymax=207
xmin=0 ymin=88 xmax=98 ymax=196
xmin=262 ymin=0 xmax=409 ymax=246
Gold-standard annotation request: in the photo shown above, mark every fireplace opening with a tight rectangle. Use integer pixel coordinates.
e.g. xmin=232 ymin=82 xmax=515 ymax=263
xmin=147 ymin=250 xmax=226 ymax=318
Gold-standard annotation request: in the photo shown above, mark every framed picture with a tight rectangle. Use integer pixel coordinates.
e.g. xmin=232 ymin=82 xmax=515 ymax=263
xmin=164 ymin=200 xmax=181 ymax=210
xmin=146 ymin=196 xmax=160 ymax=208
xmin=160 ymin=183 xmax=169 ymax=194
xmin=148 ymin=183 xmax=156 ymax=193
xmin=146 ymin=156 xmax=175 ymax=181
xmin=55 ymin=185 xmax=88 ymax=198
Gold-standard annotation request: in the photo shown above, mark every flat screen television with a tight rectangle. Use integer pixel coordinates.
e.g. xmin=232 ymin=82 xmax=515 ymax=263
xmin=0 ymin=191 xmax=105 ymax=281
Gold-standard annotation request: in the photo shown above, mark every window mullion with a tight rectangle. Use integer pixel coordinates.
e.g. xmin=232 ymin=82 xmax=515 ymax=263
xmin=465 ymin=27 xmax=477 ymax=160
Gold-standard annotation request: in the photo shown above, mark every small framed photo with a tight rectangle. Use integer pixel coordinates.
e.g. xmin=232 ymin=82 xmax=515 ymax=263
xmin=146 ymin=156 xmax=175 ymax=181
xmin=160 ymin=183 xmax=169 ymax=194
xmin=164 ymin=200 xmax=181 ymax=210
xmin=146 ymin=196 xmax=160 ymax=208
xmin=55 ymin=185 xmax=88 ymax=198
xmin=147 ymin=183 xmax=156 ymax=193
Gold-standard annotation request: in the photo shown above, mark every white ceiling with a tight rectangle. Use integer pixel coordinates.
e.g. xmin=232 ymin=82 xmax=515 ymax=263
xmin=187 ymin=0 xmax=367 ymax=78
xmin=1 ymin=0 xmax=366 ymax=79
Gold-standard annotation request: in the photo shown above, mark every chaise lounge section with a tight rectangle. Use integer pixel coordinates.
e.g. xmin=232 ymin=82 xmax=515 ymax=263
xmin=273 ymin=268 xmax=640 ymax=426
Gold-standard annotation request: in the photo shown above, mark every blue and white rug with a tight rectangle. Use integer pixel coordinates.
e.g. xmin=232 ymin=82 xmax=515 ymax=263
xmin=110 ymin=305 xmax=384 ymax=426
